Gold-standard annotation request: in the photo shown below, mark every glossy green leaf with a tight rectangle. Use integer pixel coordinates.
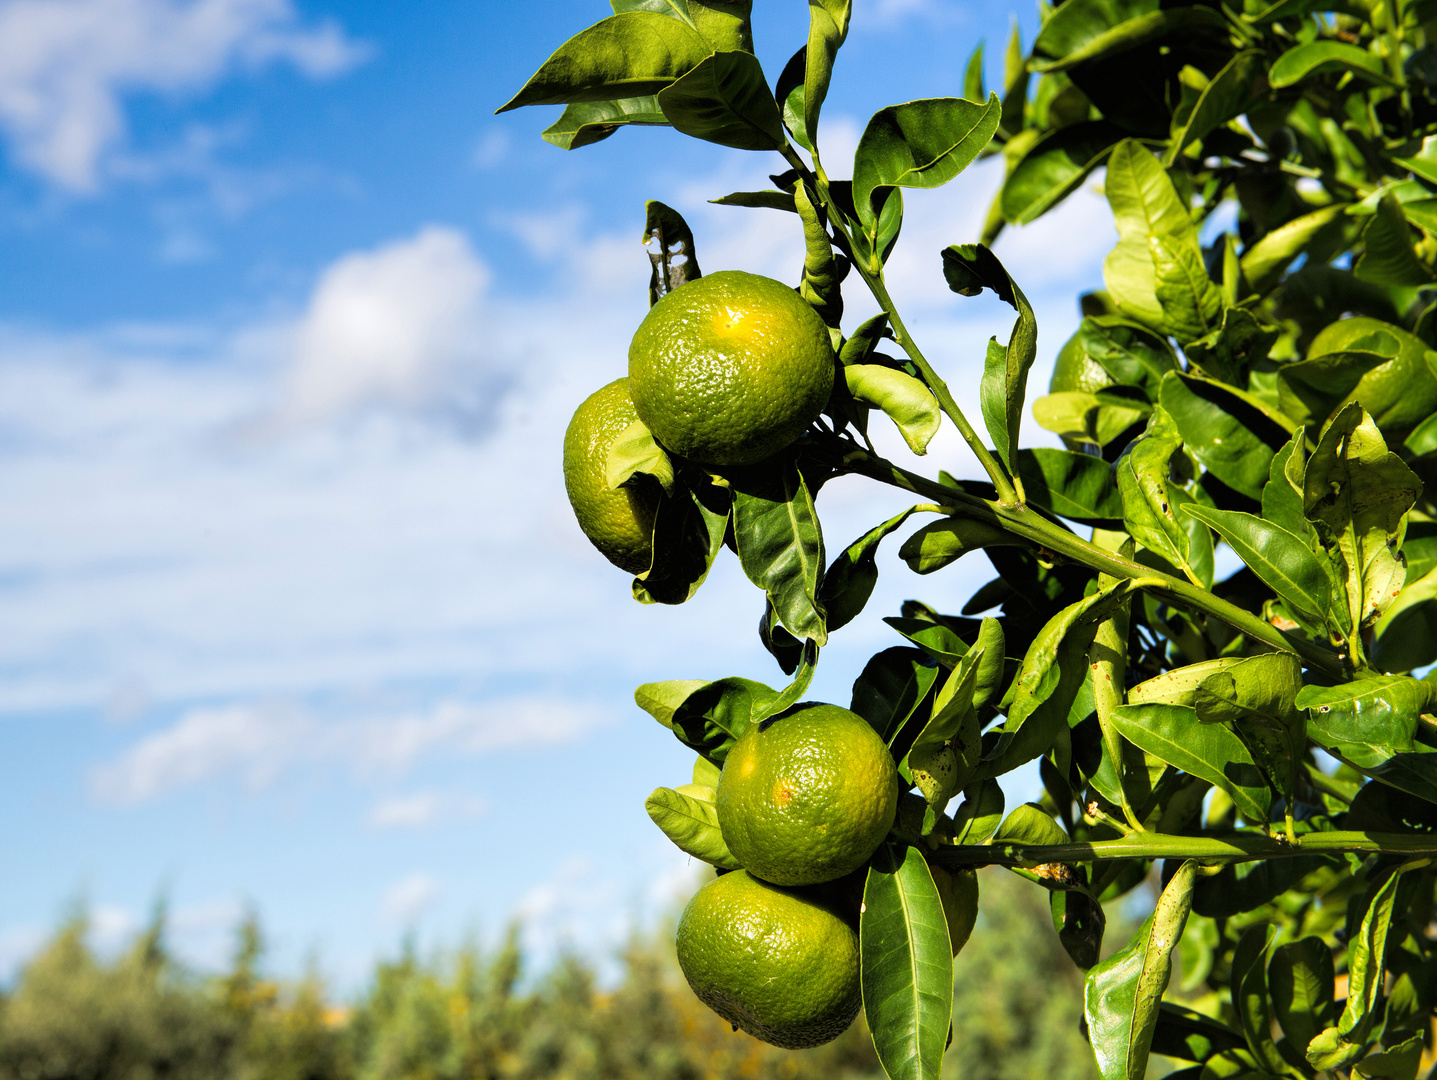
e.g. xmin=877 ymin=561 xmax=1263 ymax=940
xmin=1240 ymin=205 xmax=1347 ymax=294
xmin=1150 ymin=1004 xmax=1248 ymax=1064
xmin=821 ymin=507 xmax=923 ymax=633
xmin=1269 ymin=937 xmax=1335 ymax=1057
xmin=1075 ymin=315 xmax=1178 ymax=396
xmin=731 ymin=459 xmax=827 ymax=644
xmin=803 ymin=0 xmax=851 ymax=141
xmin=1083 ymin=859 xmax=1198 ymax=1080
xmin=656 ymin=50 xmax=786 ymax=151
xmin=1305 ymin=404 xmax=1421 ymax=632
xmin=1355 ymin=196 xmax=1435 ymax=287
xmin=908 ymin=646 xmax=985 ymax=804
xmin=1269 ymin=40 xmax=1399 ymax=90
xmin=1116 ymin=406 xmax=1195 ymax=575
xmin=542 ymin=95 xmax=670 ymax=149
xmin=1354 ymin=1033 xmax=1425 ymax=1080
xmin=1110 ymin=704 xmax=1272 ymax=823
xmin=845 ymin=364 xmax=940 ymax=454
xmin=1161 ymin=371 xmax=1294 ymax=501
xmin=1166 ymin=51 xmax=1267 ymax=166
xmin=1127 ymin=657 xmax=1244 ymax=708
xmin=899 ymin=515 xmax=1015 ymax=574
xmin=709 ymin=188 xmax=797 ymax=211
xmin=1295 ymin=317 xmax=1437 ymax=441
xmin=884 ymin=617 xmax=969 ymax=668
xmin=1103 ymin=141 xmax=1221 ymax=342
xmin=608 ymin=0 xmax=752 ymax=52
xmin=1183 ymin=503 xmax=1334 ymax=628
xmin=994 ymin=801 xmax=1069 ymax=846
xmin=1297 ymin=676 xmax=1433 ymax=752
xmin=1308 ymin=860 xmax=1425 ymax=1069
xmin=852 ymin=647 xmax=941 ymax=745
xmin=942 ymin=243 xmax=1036 ymax=476
xmin=981 ymin=582 xmax=1130 ymax=779
xmin=853 ymin=95 xmax=1000 ymax=233
xmin=605 ymin=419 xmax=675 ymax=494
xmin=1002 ymin=121 xmax=1124 ymax=224
xmin=1193 ymin=653 xmax=1304 ymax=801
xmin=861 ymin=844 xmax=954 ymax=1080
xmin=951 ymin=781 xmax=1005 ymax=844
xmin=644 ymin=785 xmax=742 ymax=868
xmin=1016 ymin=448 xmax=1124 ymax=524
xmin=499 ymin=13 xmax=712 ymax=112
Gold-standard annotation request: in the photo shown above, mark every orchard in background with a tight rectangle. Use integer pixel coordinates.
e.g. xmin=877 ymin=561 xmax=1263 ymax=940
xmin=506 ymin=1 xmax=1437 ymax=1078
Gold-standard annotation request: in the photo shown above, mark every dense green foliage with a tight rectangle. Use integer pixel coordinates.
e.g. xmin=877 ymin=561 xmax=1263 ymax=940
xmin=501 ymin=0 xmax=1437 ymax=1077
xmin=0 ymin=873 xmax=1096 ymax=1079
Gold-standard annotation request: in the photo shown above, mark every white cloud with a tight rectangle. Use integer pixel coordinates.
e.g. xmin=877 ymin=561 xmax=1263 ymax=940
xmin=89 ymin=695 xmax=610 ymax=805
xmin=380 ymin=872 xmax=440 ymax=925
xmin=367 ymin=790 xmax=489 ymax=829
xmin=282 ymin=226 xmax=499 ymax=425
xmin=0 ymin=0 xmax=367 ymax=191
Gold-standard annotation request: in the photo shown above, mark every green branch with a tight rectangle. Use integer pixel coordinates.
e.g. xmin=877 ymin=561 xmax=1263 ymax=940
xmin=931 ymin=830 xmax=1437 ymax=869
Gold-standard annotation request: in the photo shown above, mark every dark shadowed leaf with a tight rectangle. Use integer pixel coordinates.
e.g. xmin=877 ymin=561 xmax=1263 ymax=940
xmin=1016 ymin=448 xmax=1124 ymax=524
xmin=731 ymin=458 xmax=827 ymax=643
xmin=542 ymin=95 xmax=670 ymax=149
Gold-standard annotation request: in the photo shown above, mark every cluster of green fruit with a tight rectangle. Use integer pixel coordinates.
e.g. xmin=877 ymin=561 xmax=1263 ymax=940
xmin=562 ymin=271 xmax=913 ymax=1048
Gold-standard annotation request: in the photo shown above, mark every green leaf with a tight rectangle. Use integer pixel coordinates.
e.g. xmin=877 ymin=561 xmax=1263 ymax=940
xmin=1182 ymin=503 xmax=1334 ymax=628
xmin=1161 ymin=371 xmax=1294 ymax=501
xmin=1355 ymin=196 xmax=1435 ymax=287
xmin=1127 ymin=657 xmax=1245 ymax=708
xmin=731 ymin=458 xmax=827 ymax=644
xmin=1116 ymin=406 xmax=1197 ymax=576
xmin=907 ymin=646 xmax=986 ymax=805
xmin=1166 ymin=51 xmax=1268 ymax=166
xmin=606 ymin=419 xmax=676 ymax=494
xmin=852 ymin=647 xmax=941 ymax=745
xmin=803 ymin=0 xmax=851 ymax=141
xmin=1269 ymin=937 xmax=1335 ymax=1057
xmin=542 ymin=95 xmax=670 ymax=149
xmin=845 ymin=364 xmax=941 ymax=454
xmin=1193 ymin=653 xmax=1305 ymax=802
xmin=1075 ymin=316 xmax=1178 ymax=397
xmin=1229 ymin=925 xmax=1286 ymax=1076
xmin=1109 ymin=704 xmax=1272 ymax=823
xmin=994 ymin=801 xmax=1070 ymax=846
xmin=1240 ymin=205 xmax=1347 ymax=294
xmin=498 ymin=13 xmax=712 ymax=112
xmin=1373 ymin=568 xmax=1437 ymax=673
xmin=632 ymin=480 xmax=729 ymax=605
xmin=942 ymin=243 xmax=1036 ymax=476
xmin=1032 ymin=1 xmax=1227 ymax=72
xmin=1054 ymin=890 xmax=1107 ymax=970
xmin=794 ymin=182 xmax=842 ymax=333
xmin=981 ymin=582 xmax=1130 ymax=779
xmin=1292 ymin=316 xmax=1437 ymax=441
xmin=1305 ymin=404 xmax=1422 ymax=632
xmin=861 ymin=844 xmax=954 ymax=1080
xmin=637 ymin=675 xmax=776 ymax=763
xmin=1150 ymin=1004 xmax=1248 ymax=1063
xmin=1102 ymin=141 xmax=1221 ymax=342
xmin=1355 ymin=1033 xmax=1425 ymax=1080
xmin=898 ymin=515 xmax=1015 ymax=574
xmin=1269 ymin=40 xmax=1399 ymax=90
xmin=643 ymin=200 xmax=703 ymax=305
xmin=820 ymin=507 xmax=923 ymax=633
xmin=1016 ymin=448 xmax=1124 ymax=524
xmin=951 ymin=781 xmax=1005 ymax=844
xmin=1083 ymin=859 xmax=1199 ymax=1080
xmin=1308 ymin=860 xmax=1427 ymax=1070
xmin=709 ymin=189 xmax=797 ymax=211
xmin=884 ymin=617 xmax=970 ymax=668
xmin=853 ymin=95 xmax=1001 ymax=234
xmin=644 ymin=785 xmax=742 ymax=868
xmin=1002 ymin=121 xmax=1124 ymax=224
xmin=608 ymin=0 xmax=752 ymax=51
xmin=1297 ymin=676 xmax=1433 ymax=753
xmin=656 ymin=50 xmax=786 ymax=151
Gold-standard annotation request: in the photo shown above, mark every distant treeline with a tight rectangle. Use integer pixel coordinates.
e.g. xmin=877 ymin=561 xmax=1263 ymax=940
xmin=0 ymin=870 xmax=1098 ymax=1080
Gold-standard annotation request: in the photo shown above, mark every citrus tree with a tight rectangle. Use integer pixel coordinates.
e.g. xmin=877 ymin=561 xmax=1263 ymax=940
xmin=502 ymin=1 xmax=1437 ymax=1078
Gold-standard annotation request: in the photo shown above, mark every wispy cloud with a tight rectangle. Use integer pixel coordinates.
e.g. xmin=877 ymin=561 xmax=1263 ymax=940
xmin=0 ymin=0 xmax=368 ymax=191
xmin=90 ymin=695 xmax=610 ymax=805
xmin=367 ymin=790 xmax=489 ymax=829
xmin=380 ymin=872 xmax=441 ymax=925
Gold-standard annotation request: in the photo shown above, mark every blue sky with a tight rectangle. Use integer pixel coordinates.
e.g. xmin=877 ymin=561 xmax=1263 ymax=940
xmin=0 ymin=0 xmax=1119 ymax=989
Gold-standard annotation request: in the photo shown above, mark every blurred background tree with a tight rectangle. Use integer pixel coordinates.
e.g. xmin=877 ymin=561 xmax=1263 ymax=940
xmin=0 ymin=870 xmax=1102 ymax=1079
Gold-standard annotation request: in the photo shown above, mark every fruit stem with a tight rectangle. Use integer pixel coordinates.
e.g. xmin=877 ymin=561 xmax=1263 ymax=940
xmin=777 ymin=145 xmax=1020 ymax=505
xmin=819 ymin=439 xmax=1348 ymax=678
xmin=931 ymin=829 xmax=1437 ymax=868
